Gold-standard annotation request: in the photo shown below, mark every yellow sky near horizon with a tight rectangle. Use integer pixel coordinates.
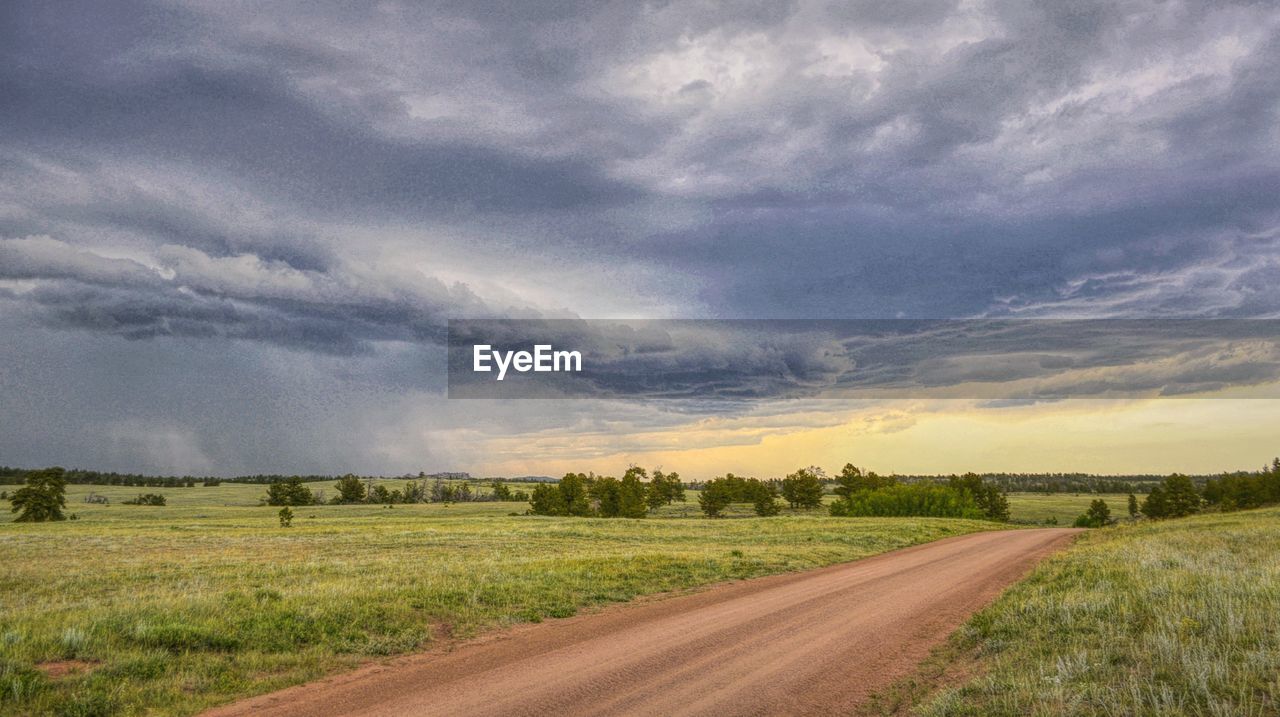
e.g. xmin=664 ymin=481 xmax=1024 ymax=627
xmin=472 ymin=397 xmax=1280 ymax=480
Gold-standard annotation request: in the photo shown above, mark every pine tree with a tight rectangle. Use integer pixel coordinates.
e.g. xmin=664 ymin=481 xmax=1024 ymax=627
xmin=10 ymin=467 xmax=68 ymax=522
xmin=618 ymin=473 xmax=648 ymax=518
xmin=781 ymin=468 xmax=824 ymax=509
xmin=698 ymin=479 xmax=734 ymax=517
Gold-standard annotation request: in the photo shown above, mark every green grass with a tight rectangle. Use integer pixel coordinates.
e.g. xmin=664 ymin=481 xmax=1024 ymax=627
xmin=0 ymin=489 xmax=1000 ymax=717
xmin=918 ymin=507 xmax=1280 ymax=716
xmin=1005 ymin=493 xmax=1133 ymax=526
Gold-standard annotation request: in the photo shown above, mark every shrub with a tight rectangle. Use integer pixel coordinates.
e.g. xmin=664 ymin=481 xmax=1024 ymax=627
xmin=122 ymin=493 xmax=166 ymax=506
xmin=278 ymin=506 xmax=294 ymax=528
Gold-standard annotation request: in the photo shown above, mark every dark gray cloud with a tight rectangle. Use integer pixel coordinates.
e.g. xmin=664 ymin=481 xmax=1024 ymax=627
xmin=2 ymin=0 xmax=1279 ymax=471
xmin=447 ymin=319 xmax=1280 ymax=400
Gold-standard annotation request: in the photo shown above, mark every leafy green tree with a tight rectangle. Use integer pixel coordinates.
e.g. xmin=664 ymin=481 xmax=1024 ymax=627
xmin=529 ymin=484 xmax=567 ymax=515
xmin=334 ymin=475 xmax=366 ymax=503
xmin=618 ymin=472 xmax=648 ymax=518
xmin=401 ymin=480 xmax=426 ymax=503
xmin=698 ymin=478 xmax=734 ymax=517
xmin=278 ymin=506 xmax=294 ymax=527
xmin=10 ymin=467 xmax=67 ymax=522
xmin=1074 ymin=498 xmax=1112 ymax=528
xmin=781 ymin=467 xmax=824 ymax=509
xmin=1140 ymin=485 xmax=1170 ymax=519
xmin=1141 ymin=474 xmax=1201 ymax=519
xmin=559 ymin=473 xmax=593 ymax=516
xmin=645 ymin=469 xmax=685 ymax=511
xmin=948 ymin=473 xmax=1010 ymax=522
xmin=1163 ymin=474 xmax=1202 ymax=517
xmin=369 ymin=484 xmax=394 ymax=504
xmin=590 ymin=475 xmax=622 ymax=517
xmin=490 ymin=480 xmax=513 ymax=501
xmin=829 ymin=483 xmax=981 ymax=518
xmin=1127 ymin=493 xmax=1138 ymax=518
xmin=833 ymin=464 xmax=895 ymax=499
xmin=452 ymin=483 xmax=473 ymax=502
xmin=748 ymin=478 xmax=782 ymax=516
xmin=265 ymin=476 xmax=315 ymax=506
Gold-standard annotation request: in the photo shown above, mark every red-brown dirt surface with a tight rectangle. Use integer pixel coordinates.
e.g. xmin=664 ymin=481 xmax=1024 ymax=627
xmin=204 ymin=528 xmax=1079 ymax=717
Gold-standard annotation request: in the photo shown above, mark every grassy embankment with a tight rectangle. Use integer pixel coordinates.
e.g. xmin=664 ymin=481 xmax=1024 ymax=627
xmin=0 ymin=482 xmax=1000 ymax=716
xmin=874 ymin=506 xmax=1280 ymax=716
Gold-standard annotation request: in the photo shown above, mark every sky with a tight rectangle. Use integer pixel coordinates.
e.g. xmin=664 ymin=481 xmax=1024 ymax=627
xmin=2 ymin=0 xmax=1279 ymax=478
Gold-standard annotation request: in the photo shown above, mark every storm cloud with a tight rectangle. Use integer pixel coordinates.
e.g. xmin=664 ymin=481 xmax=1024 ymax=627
xmin=2 ymin=0 xmax=1279 ymax=473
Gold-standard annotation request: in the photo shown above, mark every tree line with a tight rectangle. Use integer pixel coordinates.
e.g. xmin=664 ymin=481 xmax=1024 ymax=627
xmin=527 ymin=464 xmax=1011 ymax=521
xmin=263 ymin=475 xmax=532 ymax=506
xmin=900 ymin=472 xmax=1165 ymax=494
xmin=0 ymin=467 xmax=218 ymax=488
xmin=826 ymin=467 xmax=1010 ymax=521
xmin=1071 ymin=460 xmax=1280 ymax=527
xmin=9 ymin=459 xmax=1280 ymax=524
xmin=528 ymin=468 xmax=685 ymax=517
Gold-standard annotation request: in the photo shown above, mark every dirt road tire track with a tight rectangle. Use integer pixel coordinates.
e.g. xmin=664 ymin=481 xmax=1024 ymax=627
xmin=204 ymin=528 xmax=1080 ymax=717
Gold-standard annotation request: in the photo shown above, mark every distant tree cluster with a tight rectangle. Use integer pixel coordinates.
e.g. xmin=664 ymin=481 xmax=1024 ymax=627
xmin=0 ymin=467 xmax=203 ymax=488
xmin=1202 ymin=459 xmax=1280 ymax=512
xmin=1129 ymin=461 xmax=1280 ymax=521
xmin=528 ymin=468 xmax=685 ymax=518
xmin=698 ymin=474 xmax=782 ymax=517
xmin=264 ymin=475 xmax=531 ymax=507
xmin=829 ymin=467 xmax=1009 ymax=521
xmin=892 ymin=472 xmax=1164 ymax=494
xmin=1140 ymin=474 xmax=1204 ymax=519
xmin=830 ymin=483 xmax=983 ymax=519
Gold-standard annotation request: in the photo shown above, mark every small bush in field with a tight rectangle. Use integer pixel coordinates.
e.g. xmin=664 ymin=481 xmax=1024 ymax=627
xmin=122 ymin=493 xmax=166 ymax=506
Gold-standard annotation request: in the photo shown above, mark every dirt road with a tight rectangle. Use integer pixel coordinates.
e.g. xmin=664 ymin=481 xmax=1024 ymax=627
xmin=205 ymin=528 xmax=1079 ymax=717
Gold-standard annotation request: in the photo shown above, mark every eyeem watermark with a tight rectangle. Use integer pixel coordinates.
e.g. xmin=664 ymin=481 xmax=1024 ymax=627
xmin=473 ymin=344 xmax=582 ymax=381
xmin=448 ymin=318 xmax=1280 ymax=399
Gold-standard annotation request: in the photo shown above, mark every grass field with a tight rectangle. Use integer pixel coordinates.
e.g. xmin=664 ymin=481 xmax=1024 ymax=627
xmin=0 ymin=484 xmax=1001 ymax=716
xmin=0 ymin=482 xmax=1128 ymax=525
xmin=914 ymin=506 xmax=1280 ymax=716
xmin=1004 ymin=493 xmax=1133 ymax=525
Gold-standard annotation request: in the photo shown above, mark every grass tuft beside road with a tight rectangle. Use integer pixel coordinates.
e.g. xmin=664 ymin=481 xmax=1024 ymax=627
xmin=917 ymin=507 xmax=1280 ymax=716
